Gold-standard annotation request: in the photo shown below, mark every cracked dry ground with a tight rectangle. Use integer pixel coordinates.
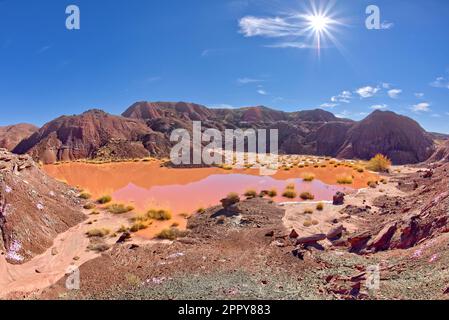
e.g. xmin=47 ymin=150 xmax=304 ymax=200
xmin=30 ymin=162 xmax=449 ymax=300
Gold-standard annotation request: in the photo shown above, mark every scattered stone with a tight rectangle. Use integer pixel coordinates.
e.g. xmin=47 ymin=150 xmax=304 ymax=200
xmin=326 ymin=225 xmax=345 ymax=240
xmin=348 ymin=231 xmax=372 ymax=252
xmin=265 ymin=230 xmax=274 ymax=237
xmin=367 ymin=223 xmax=397 ymax=252
xmin=51 ymin=247 xmax=58 ymax=256
xmin=296 ymin=233 xmax=326 ymax=245
xmin=129 ymin=244 xmax=140 ymax=250
xmin=116 ymin=232 xmax=131 ymax=244
xmin=333 ymin=192 xmax=345 ymax=205
xmin=289 ymin=229 xmax=299 ymax=239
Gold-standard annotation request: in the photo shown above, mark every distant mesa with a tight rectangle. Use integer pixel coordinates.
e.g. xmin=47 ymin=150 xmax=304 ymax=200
xmin=0 ymin=102 xmax=440 ymax=165
xmin=0 ymin=123 xmax=38 ymax=151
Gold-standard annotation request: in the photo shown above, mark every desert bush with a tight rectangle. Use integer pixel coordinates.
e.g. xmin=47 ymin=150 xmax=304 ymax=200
xmin=303 ymin=208 xmax=314 ymax=214
xmin=302 ymin=172 xmax=315 ymax=182
xmin=300 ymin=192 xmax=315 ymax=200
xmin=244 ymin=189 xmax=257 ymax=199
xmin=86 ymin=228 xmax=110 ymax=238
xmin=78 ymin=192 xmax=92 ymax=199
xmin=88 ymin=243 xmax=111 ymax=253
xmin=89 ymin=210 xmax=100 ymax=215
xmin=286 ymin=183 xmax=296 ymax=190
xmin=303 ymin=221 xmax=312 ymax=227
xmin=157 ymin=227 xmax=186 ymax=240
xmin=130 ymin=221 xmax=148 ymax=232
xmin=267 ymin=189 xmax=277 ymax=198
xmin=282 ymin=189 xmax=297 ymax=199
xmin=97 ymin=195 xmax=112 ymax=204
xmin=311 ymin=219 xmax=319 ymax=226
xmin=316 ymin=202 xmax=324 ymax=211
xmin=83 ymin=203 xmax=95 ymax=210
xmin=366 ymin=154 xmax=392 ymax=172
xmin=225 ymin=192 xmax=240 ymax=204
xmin=355 ymin=167 xmax=365 ymax=173
xmin=147 ymin=209 xmax=172 ymax=221
xmin=336 ymin=174 xmax=353 ymax=184
xmin=107 ymin=204 xmax=135 ymax=214
xmin=368 ymin=181 xmax=378 ymax=188
xmin=196 ymin=207 xmax=206 ymax=214
xmin=117 ymin=225 xmax=128 ymax=233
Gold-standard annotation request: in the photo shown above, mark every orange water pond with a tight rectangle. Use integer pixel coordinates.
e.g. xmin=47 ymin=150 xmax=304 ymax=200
xmin=44 ymin=161 xmax=377 ymax=238
xmin=44 ymin=161 xmax=377 ymax=211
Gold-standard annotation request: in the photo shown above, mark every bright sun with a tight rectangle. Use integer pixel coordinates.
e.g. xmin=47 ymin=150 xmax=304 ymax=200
xmin=307 ymin=14 xmax=331 ymax=33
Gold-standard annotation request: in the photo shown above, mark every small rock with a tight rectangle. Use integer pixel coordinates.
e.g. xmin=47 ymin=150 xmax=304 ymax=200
xmin=326 ymin=225 xmax=345 ymax=240
xmin=289 ymin=229 xmax=299 ymax=239
xmin=51 ymin=247 xmax=58 ymax=256
xmin=333 ymin=192 xmax=345 ymax=206
xmin=296 ymin=233 xmax=326 ymax=245
xmin=265 ymin=230 xmax=274 ymax=237
xmin=116 ymin=232 xmax=131 ymax=244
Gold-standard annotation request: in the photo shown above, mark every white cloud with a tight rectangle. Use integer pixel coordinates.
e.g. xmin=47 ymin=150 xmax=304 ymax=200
xmin=445 ymin=112 xmax=449 ymax=116
xmin=239 ymin=15 xmax=304 ymax=38
xmin=431 ymin=113 xmax=441 ymax=118
xmin=237 ymin=77 xmax=264 ymax=84
xmin=37 ymin=45 xmax=52 ymax=54
xmin=430 ymin=76 xmax=449 ymax=89
xmin=257 ymin=89 xmax=268 ymax=95
xmin=355 ymin=86 xmax=380 ymax=98
xmin=264 ymin=42 xmax=309 ymax=49
xmin=381 ymin=21 xmax=394 ymax=30
xmin=414 ymin=92 xmax=424 ymax=98
xmin=388 ymin=89 xmax=402 ymax=99
xmin=411 ymin=102 xmax=431 ymax=113
xmin=335 ymin=110 xmax=351 ymax=118
xmin=209 ymin=104 xmax=235 ymax=109
xmin=371 ymin=104 xmax=388 ymax=110
xmin=331 ymin=90 xmax=352 ymax=103
xmin=320 ymin=103 xmax=338 ymax=108
xmin=382 ymin=83 xmax=391 ymax=89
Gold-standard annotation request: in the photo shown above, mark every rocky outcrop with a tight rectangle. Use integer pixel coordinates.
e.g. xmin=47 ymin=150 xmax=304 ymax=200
xmin=9 ymin=102 xmax=438 ymax=165
xmin=0 ymin=124 xmax=38 ymax=151
xmin=0 ymin=149 xmax=85 ymax=263
xmin=427 ymin=140 xmax=449 ymax=164
xmin=13 ymin=110 xmax=169 ymax=164
xmin=337 ymin=110 xmax=435 ymax=165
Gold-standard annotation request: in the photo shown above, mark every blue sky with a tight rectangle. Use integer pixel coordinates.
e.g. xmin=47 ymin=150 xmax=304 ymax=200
xmin=0 ymin=0 xmax=448 ymax=133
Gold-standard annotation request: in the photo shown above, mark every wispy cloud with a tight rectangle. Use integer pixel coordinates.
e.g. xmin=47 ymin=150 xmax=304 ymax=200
xmin=371 ymin=104 xmax=388 ymax=110
xmin=331 ymin=90 xmax=352 ymax=103
xmin=37 ymin=45 xmax=52 ymax=54
xmin=239 ymin=15 xmax=304 ymax=38
xmin=209 ymin=104 xmax=235 ymax=109
xmin=320 ymin=103 xmax=338 ymax=108
xmin=415 ymin=92 xmax=424 ymax=98
xmin=381 ymin=21 xmax=394 ymax=30
xmin=257 ymin=89 xmax=268 ymax=95
xmin=388 ymin=89 xmax=402 ymax=99
xmin=411 ymin=102 xmax=431 ymax=113
xmin=355 ymin=86 xmax=380 ymax=98
xmin=264 ymin=42 xmax=310 ymax=49
xmin=237 ymin=77 xmax=264 ymax=84
xmin=430 ymin=76 xmax=449 ymax=89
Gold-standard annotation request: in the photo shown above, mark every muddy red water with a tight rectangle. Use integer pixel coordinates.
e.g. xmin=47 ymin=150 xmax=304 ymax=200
xmin=43 ymin=160 xmax=371 ymax=212
xmin=44 ymin=161 xmax=375 ymax=238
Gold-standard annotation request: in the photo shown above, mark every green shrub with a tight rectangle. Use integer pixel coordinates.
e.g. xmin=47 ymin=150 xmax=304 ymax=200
xmin=302 ymin=172 xmax=315 ymax=182
xmin=78 ymin=192 xmax=92 ymax=200
xmin=244 ymin=189 xmax=257 ymax=198
xmin=130 ymin=222 xmax=148 ymax=232
xmin=86 ymin=228 xmax=110 ymax=238
xmin=366 ymin=154 xmax=392 ymax=172
xmin=267 ymin=189 xmax=277 ymax=198
xmin=107 ymin=203 xmax=134 ymax=214
xmin=336 ymin=174 xmax=353 ymax=184
xmin=300 ymin=192 xmax=315 ymax=200
xmin=282 ymin=190 xmax=297 ymax=199
xmin=97 ymin=195 xmax=112 ymax=204
xmin=157 ymin=228 xmax=186 ymax=240
xmin=83 ymin=203 xmax=95 ymax=210
xmin=147 ymin=209 xmax=172 ymax=221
